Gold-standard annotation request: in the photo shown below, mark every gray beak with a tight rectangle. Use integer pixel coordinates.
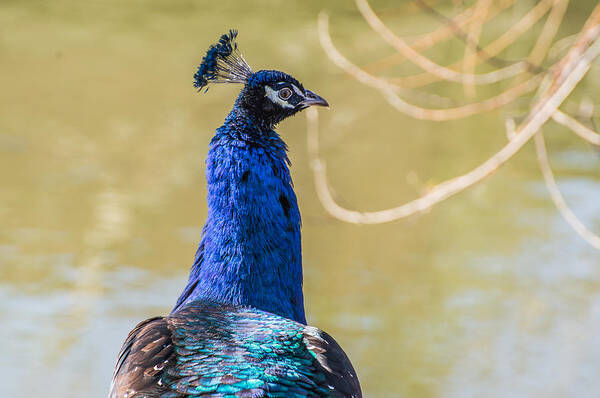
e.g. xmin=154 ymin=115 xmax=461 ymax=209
xmin=299 ymin=89 xmax=329 ymax=108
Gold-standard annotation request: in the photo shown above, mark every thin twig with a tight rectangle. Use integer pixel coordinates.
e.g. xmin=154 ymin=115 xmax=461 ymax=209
xmin=462 ymin=0 xmax=492 ymax=97
xmin=534 ymin=132 xmax=600 ymax=249
xmin=318 ymin=12 xmax=540 ymax=121
xmin=362 ymin=0 xmax=516 ymax=74
xmin=390 ymin=0 xmax=556 ymax=88
xmin=528 ymin=0 xmax=570 ymax=66
xmin=356 ymin=0 xmax=527 ymax=85
xmin=552 ymin=110 xmax=600 ymax=145
xmin=379 ymin=77 xmax=540 ymax=121
xmin=412 ymin=0 xmax=521 ymax=68
xmin=510 ymin=0 xmax=568 ymax=89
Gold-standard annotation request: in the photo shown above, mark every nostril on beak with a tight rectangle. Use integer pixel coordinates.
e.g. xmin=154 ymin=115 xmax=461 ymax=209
xmin=303 ymin=90 xmax=329 ymax=108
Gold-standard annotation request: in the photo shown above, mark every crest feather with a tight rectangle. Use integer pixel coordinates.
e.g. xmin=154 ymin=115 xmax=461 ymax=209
xmin=194 ymin=30 xmax=253 ymax=91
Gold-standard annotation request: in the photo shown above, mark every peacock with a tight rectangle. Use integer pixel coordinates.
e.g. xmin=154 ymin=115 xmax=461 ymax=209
xmin=108 ymin=30 xmax=362 ymax=398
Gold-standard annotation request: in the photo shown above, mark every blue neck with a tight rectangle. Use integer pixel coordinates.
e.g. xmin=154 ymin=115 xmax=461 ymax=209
xmin=173 ymin=105 xmax=305 ymax=324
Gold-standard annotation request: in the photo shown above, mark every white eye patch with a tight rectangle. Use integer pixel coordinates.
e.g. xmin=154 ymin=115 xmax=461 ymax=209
xmin=291 ymin=84 xmax=303 ymax=96
xmin=264 ymin=86 xmax=295 ymax=109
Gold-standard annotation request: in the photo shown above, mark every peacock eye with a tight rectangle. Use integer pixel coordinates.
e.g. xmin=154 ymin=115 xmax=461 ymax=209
xmin=278 ymin=87 xmax=293 ymax=100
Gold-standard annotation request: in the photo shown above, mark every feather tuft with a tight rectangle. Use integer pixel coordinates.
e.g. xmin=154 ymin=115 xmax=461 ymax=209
xmin=194 ymin=30 xmax=253 ymax=91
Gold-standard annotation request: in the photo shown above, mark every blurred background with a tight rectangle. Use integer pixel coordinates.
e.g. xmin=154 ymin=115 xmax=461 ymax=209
xmin=1 ymin=1 xmax=600 ymax=397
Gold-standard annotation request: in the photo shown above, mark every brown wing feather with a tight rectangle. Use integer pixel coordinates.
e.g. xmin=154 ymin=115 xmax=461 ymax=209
xmin=109 ymin=317 xmax=175 ymax=398
xmin=303 ymin=326 xmax=363 ymax=398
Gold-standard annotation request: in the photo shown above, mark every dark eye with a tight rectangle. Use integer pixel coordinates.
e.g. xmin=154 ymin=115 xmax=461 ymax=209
xmin=278 ymin=87 xmax=292 ymax=100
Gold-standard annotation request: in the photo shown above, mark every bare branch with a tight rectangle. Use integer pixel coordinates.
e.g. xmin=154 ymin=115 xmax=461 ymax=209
xmin=462 ymin=0 xmax=492 ymax=97
xmin=308 ymin=18 xmax=600 ymax=224
xmin=318 ymin=12 xmax=540 ymax=121
xmin=411 ymin=0 xmax=517 ymax=66
xmin=379 ymin=78 xmax=540 ymax=121
xmin=552 ymin=110 xmax=600 ymax=145
xmin=528 ymin=0 xmax=570 ymax=66
xmin=390 ymin=0 xmax=556 ymax=88
xmin=534 ymin=132 xmax=600 ymax=249
xmin=356 ymin=0 xmax=526 ymax=85
xmin=363 ymin=0 xmax=516 ymax=74
xmin=505 ymin=117 xmax=516 ymax=140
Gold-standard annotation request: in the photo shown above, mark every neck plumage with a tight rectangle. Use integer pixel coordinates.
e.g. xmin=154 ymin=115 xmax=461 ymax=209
xmin=173 ymin=106 xmax=305 ymax=324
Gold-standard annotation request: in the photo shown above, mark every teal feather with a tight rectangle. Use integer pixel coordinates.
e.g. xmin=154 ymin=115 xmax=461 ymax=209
xmin=110 ymin=301 xmax=360 ymax=397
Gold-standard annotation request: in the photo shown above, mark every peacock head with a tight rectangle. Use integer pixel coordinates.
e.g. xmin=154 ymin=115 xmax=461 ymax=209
xmin=194 ymin=30 xmax=328 ymax=128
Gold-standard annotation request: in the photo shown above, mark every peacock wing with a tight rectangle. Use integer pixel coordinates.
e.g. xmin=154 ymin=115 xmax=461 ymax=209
xmin=303 ymin=326 xmax=362 ymax=398
xmin=109 ymin=317 xmax=175 ymax=398
xmin=109 ymin=302 xmax=362 ymax=398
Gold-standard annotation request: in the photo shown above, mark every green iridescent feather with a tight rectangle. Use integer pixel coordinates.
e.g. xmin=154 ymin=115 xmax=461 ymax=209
xmin=110 ymin=300 xmax=360 ymax=397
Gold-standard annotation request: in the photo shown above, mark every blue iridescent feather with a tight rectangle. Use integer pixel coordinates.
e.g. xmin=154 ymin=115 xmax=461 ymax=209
xmin=109 ymin=30 xmax=359 ymax=398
